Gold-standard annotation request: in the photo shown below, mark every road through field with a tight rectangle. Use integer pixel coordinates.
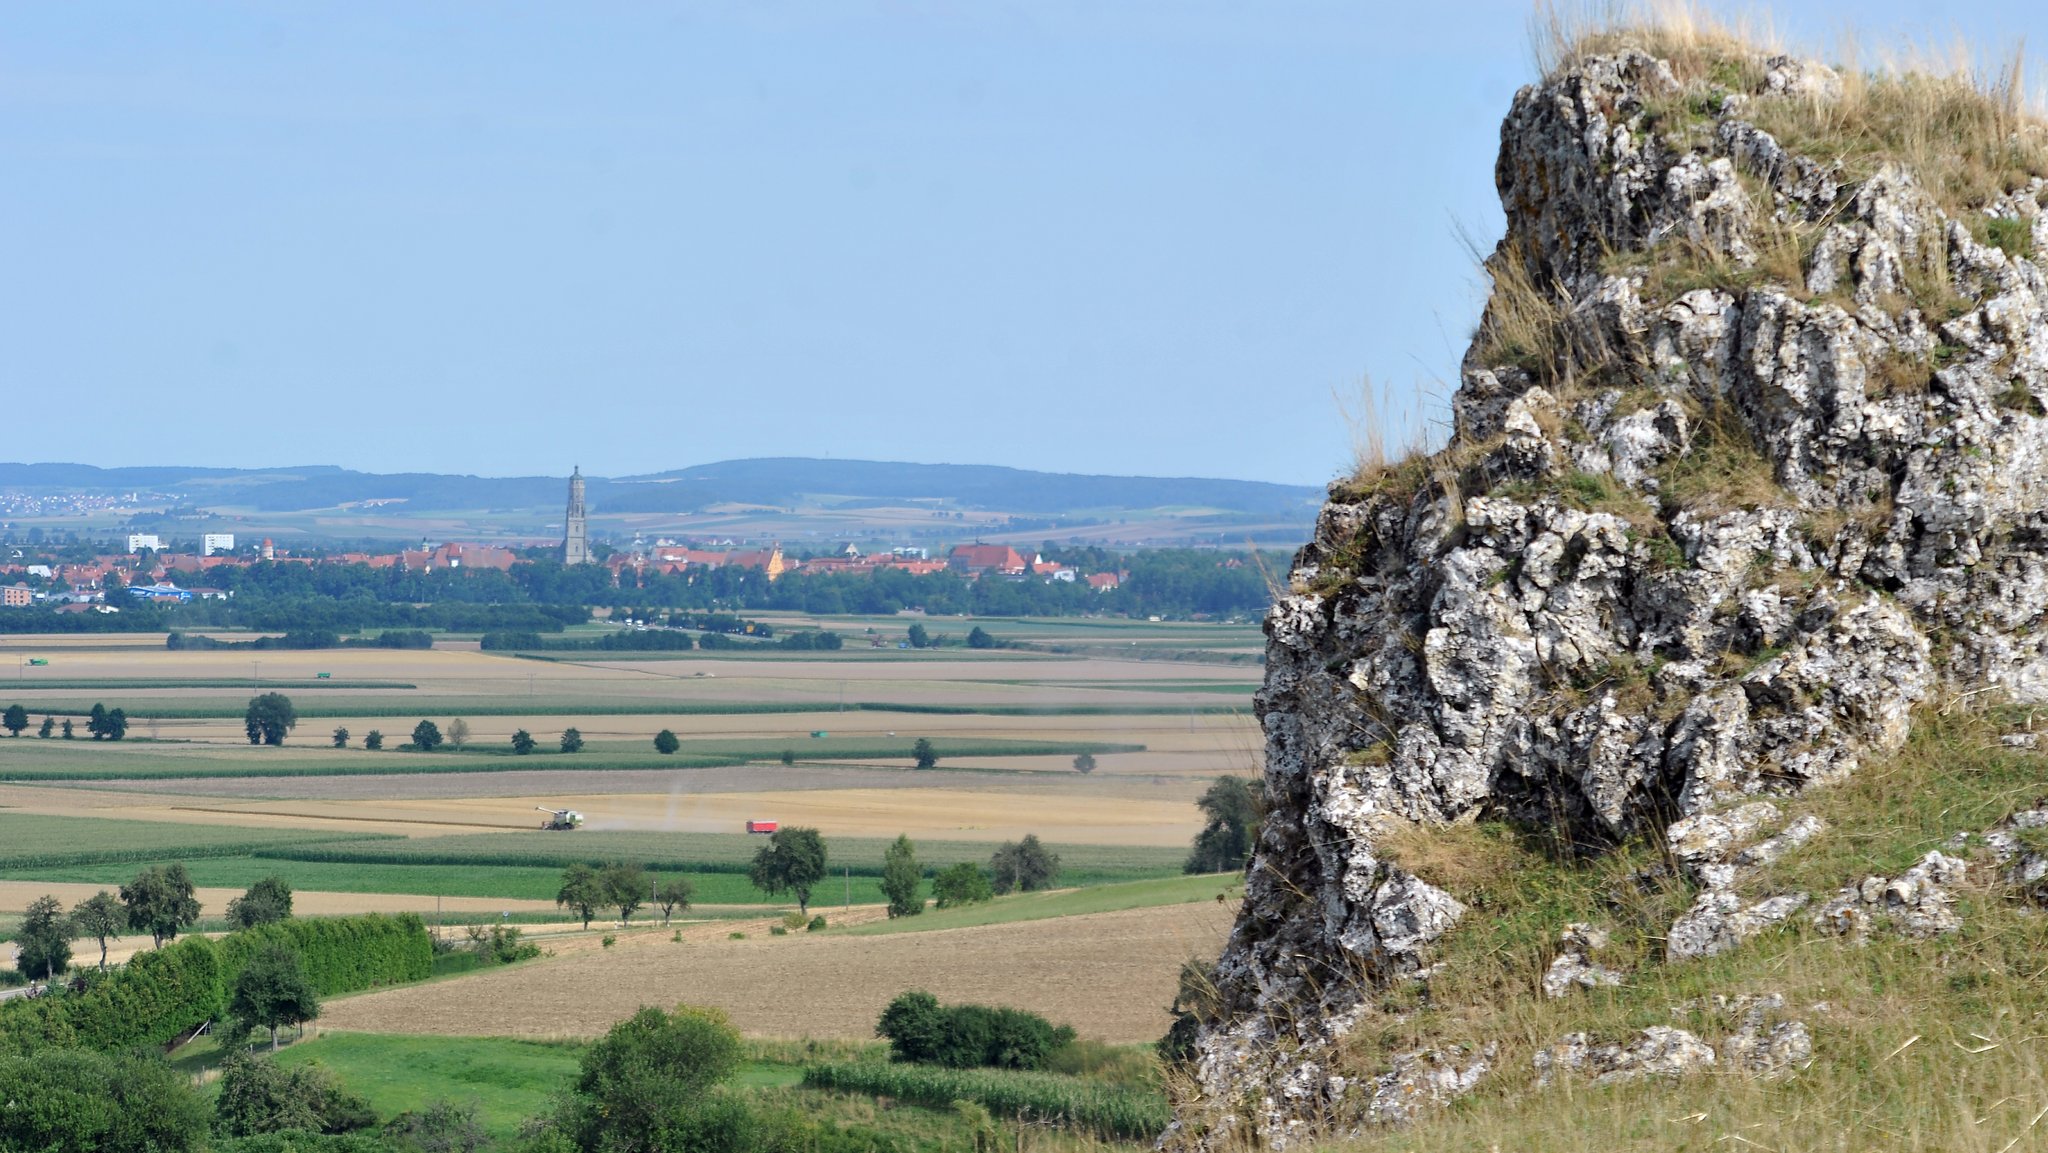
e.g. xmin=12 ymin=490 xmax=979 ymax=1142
xmin=321 ymin=899 xmax=1234 ymax=1044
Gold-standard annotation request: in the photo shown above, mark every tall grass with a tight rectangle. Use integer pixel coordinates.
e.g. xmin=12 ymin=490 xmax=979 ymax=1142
xmin=1535 ymin=2 xmax=2048 ymax=216
xmin=1294 ymin=705 xmax=2048 ymax=1151
xmin=804 ymin=1061 xmax=1170 ymax=1140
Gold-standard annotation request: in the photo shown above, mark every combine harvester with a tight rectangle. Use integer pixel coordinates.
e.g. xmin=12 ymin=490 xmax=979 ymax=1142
xmin=536 ymin=806 xmax=584 ymax=831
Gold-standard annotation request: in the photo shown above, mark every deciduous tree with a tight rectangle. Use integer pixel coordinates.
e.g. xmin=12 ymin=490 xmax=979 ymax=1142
xmin=71 ymin=890 xmax=123 ymax=971
xmin=881 ymin=834 xmax=923 ymax=918
xmin=990 ymin=835 xmax=1060 ymax=894
xmin=446 ymin=718 xmax=470 ymax=750
xmin=229 ymin=943 xmax=322 ymax=1050
xmin=748 ymin=826 xmax=828 ymax=915
xmin=410 ymin=719 xmax=443 ymax=751
xmin=654 ymin=728 xmax=680 ymax=754
xmin=1185 ymin=775 xmax=1263 ymax=874
xmin=556 ymin=862 xmax=604 ymax=929
xmin=559 ymin=727 xmax=584 ymax=753
xmin=243 ymin=693 xmax=297 ymax=746
xmin=331 ymin=727 xmax=349 ymax=748
xmin=602 ymin=862 xmax=647 ymax=924
xmin=657 ymin=877 xmax=695 ymax=924
xmin=2 ymin=704 xmax=26 ymax=737
xmin=121 ymin=863 xmax=201 ymax=947
xmin=510 ymin=728 xmax=536 ymax=755
xmin=226 ymin=876 xmax=294 ymax=929
xmin=363 ymin=730 xmax=384 ymax=750
xmin=16 ymin=894 xmax=72 ymax=981
xmin=913 ymin=737 xmax=938 ymax=769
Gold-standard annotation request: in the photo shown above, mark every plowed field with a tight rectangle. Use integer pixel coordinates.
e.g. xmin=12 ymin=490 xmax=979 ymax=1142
xmin=321 ymin=900 xmax=1231 ymax=1043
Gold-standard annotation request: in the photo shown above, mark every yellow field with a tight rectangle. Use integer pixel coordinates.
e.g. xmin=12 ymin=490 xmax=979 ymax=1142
xmin=322 ymin=900 xmax=1231 ymax=1043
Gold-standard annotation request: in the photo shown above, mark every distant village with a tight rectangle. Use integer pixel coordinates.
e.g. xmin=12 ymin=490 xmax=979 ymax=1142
xmin=0 ymin=534 xmax=1127 ymax=612
xmin=0 ymin=473 xmax=1138 ymax=611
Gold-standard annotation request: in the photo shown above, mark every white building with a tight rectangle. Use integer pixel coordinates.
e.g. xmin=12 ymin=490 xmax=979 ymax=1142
xmin=126 ymin=533 xmax=162 ymax=553
xmin=202 ymin=533 xmax=236 ymax=556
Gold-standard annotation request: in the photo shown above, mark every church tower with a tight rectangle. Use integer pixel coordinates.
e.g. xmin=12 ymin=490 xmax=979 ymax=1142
xmin=563 ymin=467 xmax=590 ymax=565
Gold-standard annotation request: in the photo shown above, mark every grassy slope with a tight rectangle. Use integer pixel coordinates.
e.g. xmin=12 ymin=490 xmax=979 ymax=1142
xmin=847 ymin=873 xmax=1241 ymax=936
xmin=263 ymin=1032 xmax=1145 ymax=1149
xmin=272 ymin=1033 xmax=582 ymax=1137
xmin=1327 ymin=707 xmax=2048 ymax=1152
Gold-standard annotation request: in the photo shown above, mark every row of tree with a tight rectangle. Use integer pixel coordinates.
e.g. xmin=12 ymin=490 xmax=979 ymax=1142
xmin=1 ymin=703 xmax=126 ymax=740
xmin=10 ymin=867 xmax=294 ymax=982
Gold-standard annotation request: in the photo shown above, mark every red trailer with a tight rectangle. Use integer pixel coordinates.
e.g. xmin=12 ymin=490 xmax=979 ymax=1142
xmin=746 ymin=820 xmax=778 ymax=835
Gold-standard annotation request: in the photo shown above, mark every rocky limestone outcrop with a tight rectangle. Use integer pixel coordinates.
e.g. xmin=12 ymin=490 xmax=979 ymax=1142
xmin=1168 ymin=41 xmax=2048 ymax=1149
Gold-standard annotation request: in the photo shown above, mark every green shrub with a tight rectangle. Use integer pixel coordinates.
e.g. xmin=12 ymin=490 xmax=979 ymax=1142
xmin=932 ymin=862 xmax=994 ymax=908
xmin=875 ymin=991 xmax=1076 ymax=1071
xmin=465 ymin=922 xmax=541 ymax=965
xmin=807 ymin=915 xmax=828 ymax=932
xmin=557 ymin=1006 xmax=745 ymax=1153
xmin=214 ymin=1052 xmax=376 ymax=1137
xmin=0 ymin=1048 xmax=210 ymax=1152
xmin=802 ymin=1061 xmax=1169 ymax=1140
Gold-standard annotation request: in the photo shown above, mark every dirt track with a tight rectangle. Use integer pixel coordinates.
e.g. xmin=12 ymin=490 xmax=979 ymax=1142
xmin=320 ymin=900 xmax=1232 ymax=1043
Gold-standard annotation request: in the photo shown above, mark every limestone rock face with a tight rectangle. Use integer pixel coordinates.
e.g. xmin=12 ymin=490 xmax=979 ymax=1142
xmin=1171 ymin=41 xmax=2048 ymax=1148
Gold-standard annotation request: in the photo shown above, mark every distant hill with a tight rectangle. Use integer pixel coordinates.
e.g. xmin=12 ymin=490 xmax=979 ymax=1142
xmin=0 ymin=459 xmax=1321 ymax=520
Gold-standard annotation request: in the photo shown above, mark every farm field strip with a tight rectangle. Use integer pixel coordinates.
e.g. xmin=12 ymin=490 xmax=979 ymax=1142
xmin=319 ymin=899 xmax=1235 ymax=1043
xmin=151 ymin=784 xmax=1207 ymax=845
xmin=0 ymin=678 xmax=418 ymax=690
xmin=843 ymin=873 xmax=1236 ymax=935
xmin=0 ymin=811 xmax=392 ymax=869
xmin=0 ymin=857 xmax=886 ymax=906
xmin=0 ymin=697 xmax=1245 ymax=719
xmin=253 ymin=829 xmax=1190 ymax=879
xmin=0 ymin=737 xmax=1142 ymax=783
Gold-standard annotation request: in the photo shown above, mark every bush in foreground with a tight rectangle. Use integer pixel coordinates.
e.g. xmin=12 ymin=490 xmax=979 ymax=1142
xmin=214 ymin=1053 xmax=375 ymax=1138
xmin=876 ymin=990 xmax=1075 ymax=1071
xmin=802 ymin=1060 xmax=1169 ymax=1140
xmin=0 ymin=1048 xmax=208 ymax=1152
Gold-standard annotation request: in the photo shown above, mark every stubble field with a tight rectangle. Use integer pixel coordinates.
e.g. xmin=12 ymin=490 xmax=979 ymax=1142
xmin=322 ymin=899 xmax=1234 ymax=1043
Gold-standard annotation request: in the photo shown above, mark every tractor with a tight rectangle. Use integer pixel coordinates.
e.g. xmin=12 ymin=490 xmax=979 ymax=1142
xmin=536 ymin=806 xmax=584 ymax=831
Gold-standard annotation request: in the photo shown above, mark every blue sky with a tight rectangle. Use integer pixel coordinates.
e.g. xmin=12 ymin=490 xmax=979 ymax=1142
xmin=2 ymin=2 xmax=2041 ymax=485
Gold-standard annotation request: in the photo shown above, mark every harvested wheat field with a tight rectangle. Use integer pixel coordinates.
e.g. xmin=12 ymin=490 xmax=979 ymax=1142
xmin=322 ymin=900 xmax=1232 ymax=1043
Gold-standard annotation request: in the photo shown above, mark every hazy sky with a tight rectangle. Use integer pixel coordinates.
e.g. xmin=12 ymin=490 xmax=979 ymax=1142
xmin=3 ymin=3 xmax=2041 ymax=485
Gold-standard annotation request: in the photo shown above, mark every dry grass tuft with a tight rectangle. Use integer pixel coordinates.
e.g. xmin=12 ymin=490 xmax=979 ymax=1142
xmin=1539 ymin=2 xmax=2048 ymax=219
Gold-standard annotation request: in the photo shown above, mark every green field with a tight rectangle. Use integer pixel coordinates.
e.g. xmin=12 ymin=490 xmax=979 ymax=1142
xmin=257 ymin=831 xmax=1189 ymax=884
xmin=0 ymin=855 xmax=890 ymax=907
xmin=1 ymin=679 xmax=417 ymax=690
xmin=0 ymin=695 xmax=1237 ymax=719
xmin=273 ymin=1033 xmax=582 ymax=1136
xmin=845 ymin=873 xmax=1238 ymax=936
xmin=0 ymin=812 xmax=393 ymax=870
xmin=0 ymin=735 xmax=1140 ymax=783
xmin=258 ymin=1032 xmax=1141 ymax=1148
